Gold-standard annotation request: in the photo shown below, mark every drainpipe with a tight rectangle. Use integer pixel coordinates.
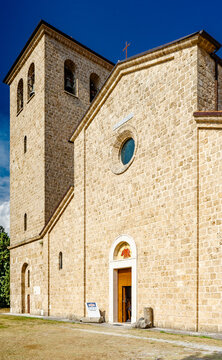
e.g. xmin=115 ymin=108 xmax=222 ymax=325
xmin=211 ymin=52 xmax=219 ymax=111
xmin=215 ymin=57 xmax=218 ymax=111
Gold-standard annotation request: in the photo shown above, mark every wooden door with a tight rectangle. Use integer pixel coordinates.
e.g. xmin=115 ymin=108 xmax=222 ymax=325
xmin=118 ymin=268 xmax=131 ymax=322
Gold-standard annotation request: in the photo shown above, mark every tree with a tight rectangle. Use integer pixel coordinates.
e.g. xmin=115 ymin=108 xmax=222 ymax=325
xmin=0 ymin=226 xmax=10 ymax=307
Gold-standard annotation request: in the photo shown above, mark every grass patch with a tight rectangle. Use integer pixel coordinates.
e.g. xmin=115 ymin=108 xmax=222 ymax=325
xmin=159 ymin=330 xmax=213 ymax=340
xmin=0 ymin=324 xmax=8 ymax=329
xmin=0 ymin=315 xmax=60 ymax=324
xmin=194 ymin=334 xmax=213 ymax=340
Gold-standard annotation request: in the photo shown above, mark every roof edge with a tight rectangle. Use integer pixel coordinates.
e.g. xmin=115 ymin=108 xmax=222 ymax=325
xmin=3 ymin=20 xmax=115 ymax=84
xmin=118 ymin=30 xmax=221 ymax=65
xmin=8 ymin=185 xmax=74 ymax=250
xmin=69 ymin=30 xmax=222 ymax=143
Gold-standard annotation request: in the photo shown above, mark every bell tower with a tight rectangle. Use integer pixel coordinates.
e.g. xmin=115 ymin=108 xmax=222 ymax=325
xmin=4 ymin=20 xmax=114 ymax=245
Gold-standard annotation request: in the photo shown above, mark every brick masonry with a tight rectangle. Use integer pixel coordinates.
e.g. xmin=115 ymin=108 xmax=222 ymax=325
xmin=6 ymin=25 xmax=222 ymax=332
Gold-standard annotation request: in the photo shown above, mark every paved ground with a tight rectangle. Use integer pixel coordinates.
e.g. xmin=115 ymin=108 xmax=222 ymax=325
xmin=0 ymin=313 xmax=222 ymax=359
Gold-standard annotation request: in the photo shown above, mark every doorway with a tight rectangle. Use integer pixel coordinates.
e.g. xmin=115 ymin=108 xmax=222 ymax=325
xmin=109 ymin=235 xmax=137 ymax=323
xmin=21 ymin=263 xmax=30 ymax=313
xmin=118 ymin=268 xmax=131 ymax=322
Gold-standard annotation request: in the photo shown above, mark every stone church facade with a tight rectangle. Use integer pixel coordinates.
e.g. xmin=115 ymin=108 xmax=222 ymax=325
xmin=4 ymin=20 xmax=222 ymax=332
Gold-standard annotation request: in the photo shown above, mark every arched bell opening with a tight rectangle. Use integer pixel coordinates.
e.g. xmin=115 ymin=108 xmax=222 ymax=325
xmin=90 ymin=73 xmax=100 ymax=102
xmin=64 ymin=59 xmax=76 ymax=95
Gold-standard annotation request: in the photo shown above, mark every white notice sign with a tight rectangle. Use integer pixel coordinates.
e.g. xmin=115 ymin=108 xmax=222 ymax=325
xmin=34 ymin=286 xmax=40 ymax=295
xmin=85 ymin=302 xmax=100 ymax=318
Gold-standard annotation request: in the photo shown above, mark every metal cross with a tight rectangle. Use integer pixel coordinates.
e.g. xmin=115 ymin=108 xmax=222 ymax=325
xmin=123 ymin=41 xmax=131 ymax=59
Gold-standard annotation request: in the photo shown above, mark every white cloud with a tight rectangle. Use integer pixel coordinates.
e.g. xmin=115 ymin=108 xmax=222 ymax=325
xmin=0 ymin=201 xmax=10 ymax=235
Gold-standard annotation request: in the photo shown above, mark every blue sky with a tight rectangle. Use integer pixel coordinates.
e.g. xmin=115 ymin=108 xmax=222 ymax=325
xmin=1 ymin=0 xmax=222 ymax=234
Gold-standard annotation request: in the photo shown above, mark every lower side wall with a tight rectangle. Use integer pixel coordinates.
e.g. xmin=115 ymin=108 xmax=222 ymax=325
xmin=198 ymin=127 xmax=222 ymax=332
xmin=10 ymin=239 xmax=48 ymax=315
xmin=47 ymin=197 xmax=85 ymax=318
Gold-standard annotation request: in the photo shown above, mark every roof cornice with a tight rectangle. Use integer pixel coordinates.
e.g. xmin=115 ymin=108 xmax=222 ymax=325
xmin=3 ymin=20 xmax=114 ymax=85
xmin=69 ymin=31 xmax=222 ymax=142
xmin=8 ymin=185 xmax=74 ymax=250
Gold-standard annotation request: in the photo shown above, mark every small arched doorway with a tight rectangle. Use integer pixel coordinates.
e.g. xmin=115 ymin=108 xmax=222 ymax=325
xmin=21 ymin=263 xmax=30 ymax=313
xmin=109 ymin=235 xmax=137 ymax=323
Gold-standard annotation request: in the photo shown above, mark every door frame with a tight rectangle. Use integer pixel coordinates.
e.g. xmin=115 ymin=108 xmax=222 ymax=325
xmin=21 ymin=263 xmax=28 ymax=313
xmin=109 ymin=235 xmax=137 ymax=323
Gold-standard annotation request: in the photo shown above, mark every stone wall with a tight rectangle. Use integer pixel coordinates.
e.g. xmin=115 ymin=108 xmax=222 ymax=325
xmin=9 ymin=36 xmax=46 ymax=244
xmin=218 ymin=63 xmax=222 ymax=110
xmin=197 ymin=47 xmax=216 ymax=111
xmin=10 ymin=239 xmax=48 ymax=315
xmin=197 ymin=48 xmax=222 ymax=111
xmin=9 ymin=27 xmax=113 ymax=314
xmin=198 ymin=128 xmax=222 ymax=332
xmin=47 ymin=196 xmax=84 ymax=318
xmin=9 ymin=30 xmax=112 ymax=246
xmin=44 ymin=34 xmax=112 ymax=223
xmin=71 ymin=45 xmax=199 ymax=330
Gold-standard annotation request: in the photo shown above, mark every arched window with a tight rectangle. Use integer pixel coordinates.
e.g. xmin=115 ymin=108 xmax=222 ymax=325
xmin=24 ymin=136 xmax=27 ymax=153
xmin=27 ymin=270 xmax=30 ymax=287
xmin=59 ymin=252 xmax=63 ymax=270
xmin=17 ymin=79 xmax=23 ymax=113
xmin=24 ymin=213 xmax=27 ymax=231
xmin=27 ymin=63 xmax=35 ymax=99
xmin=90 ymin=73 xmax=100 ymax=102
xmin=64 ymin=60 xmax=76 ymax=95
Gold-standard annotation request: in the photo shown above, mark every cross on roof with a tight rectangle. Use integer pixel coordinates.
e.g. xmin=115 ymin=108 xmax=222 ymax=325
xmin=123 ymin=41 xmax=131 ymax=59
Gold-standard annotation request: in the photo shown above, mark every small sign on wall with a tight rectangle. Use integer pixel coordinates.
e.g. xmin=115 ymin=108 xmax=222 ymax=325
xmin=33 ymin=286 xmax=41 ymax=295
xmin=85 ymin=302 xmax=100 ymax=318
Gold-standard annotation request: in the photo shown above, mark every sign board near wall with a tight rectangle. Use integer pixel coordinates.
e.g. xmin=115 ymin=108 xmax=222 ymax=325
xmin=33 ymin=286 xmax=40 ymax=295
xmin=85 ymin=302 xmax=100 ymax=318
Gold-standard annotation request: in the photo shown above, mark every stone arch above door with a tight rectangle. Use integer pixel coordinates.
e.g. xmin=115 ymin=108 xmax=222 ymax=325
xmin=109 ymin=235 xmax=137 ymax=323
xmin=109 ymin=234 xmax=137 ymax=262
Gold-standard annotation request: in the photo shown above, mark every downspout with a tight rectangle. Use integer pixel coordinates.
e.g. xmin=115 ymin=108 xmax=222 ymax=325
xmin=48 ymin=232 xmax=50 ymax=316
xmin=214 ymin=57 xmax=218 ymax=111
xmin=83 ymin=129 xmax=86 ymax=317
xmin=211 ymin=52 xmax=219 ymax=111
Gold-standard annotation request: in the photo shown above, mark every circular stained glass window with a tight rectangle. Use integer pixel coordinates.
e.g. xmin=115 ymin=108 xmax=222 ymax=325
xmin=121 ymin=138 xmax=135 ymax=165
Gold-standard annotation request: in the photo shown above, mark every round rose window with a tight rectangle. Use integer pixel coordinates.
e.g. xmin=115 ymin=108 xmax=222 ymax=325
xmin=120 ymin=138 xmax=135 ymax=165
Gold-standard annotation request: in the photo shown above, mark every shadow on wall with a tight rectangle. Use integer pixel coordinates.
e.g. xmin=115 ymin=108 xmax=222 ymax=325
xmin=181 ymin=353 xmax=222 ymax=360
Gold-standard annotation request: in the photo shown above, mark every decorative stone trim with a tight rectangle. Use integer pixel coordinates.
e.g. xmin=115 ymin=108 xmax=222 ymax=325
xmin=64 ymin=90 xmax=79 ymax=99
xmin=27 ymin=93 xmax=35 ymax=104
xmin=16 ymin=107 xmax=23 ymax=117
xmin=194 ymin=111 xmax=222 ymax=117
xmin=109 ymin=234 xmax=137 ymax=323
xmin=8 ymin=185 xmax=74 ymax=250
xmin=194 ymin=111 xmax=222 ymax=124
xmin=110 ymin=124 xmax=138 ymax=175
